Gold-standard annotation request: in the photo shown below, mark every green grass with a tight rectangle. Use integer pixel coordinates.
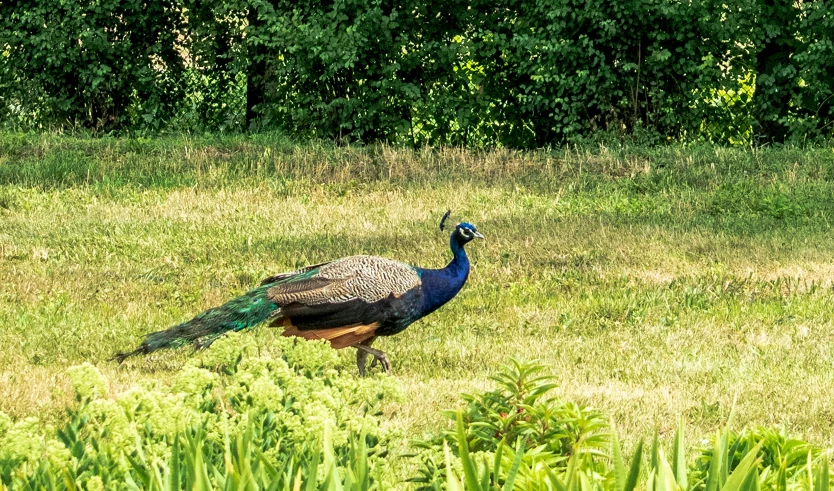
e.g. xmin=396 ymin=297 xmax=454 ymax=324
xmin=3 ymin=132 xmax=834 ymax=453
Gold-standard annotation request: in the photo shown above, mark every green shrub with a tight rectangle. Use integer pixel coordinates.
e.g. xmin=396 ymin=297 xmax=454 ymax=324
xmin=0 ymin=0 xmax=188 ymax=131
xmin=0 ymin=333 xmax=400 ymax=490
xmin=410 ymin=359 xmax=833 ymax=491
xmin=2 ymin=1 xmax=833 ymax=143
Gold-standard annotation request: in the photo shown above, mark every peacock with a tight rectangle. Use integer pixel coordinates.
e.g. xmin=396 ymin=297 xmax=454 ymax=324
xmin=112 ymin=211 xmax=484 ymax=375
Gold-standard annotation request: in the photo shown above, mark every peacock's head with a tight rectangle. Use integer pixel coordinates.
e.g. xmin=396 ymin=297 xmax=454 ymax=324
xmin=454 ymin=222 xmax=485 ymax=244
xmin=439 ymin=210 xmax=485 ymax=245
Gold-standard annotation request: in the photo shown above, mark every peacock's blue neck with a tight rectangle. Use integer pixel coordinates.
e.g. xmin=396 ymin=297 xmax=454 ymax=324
xmin=416 ymin=234 xmax=470 ymax=317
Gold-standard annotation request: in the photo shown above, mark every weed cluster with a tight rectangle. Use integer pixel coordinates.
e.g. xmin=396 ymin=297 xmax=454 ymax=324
xmin=411 ymin=360 xmax=830 ymax=491
xmin=0 ymin=334 xmax=399 ymax=489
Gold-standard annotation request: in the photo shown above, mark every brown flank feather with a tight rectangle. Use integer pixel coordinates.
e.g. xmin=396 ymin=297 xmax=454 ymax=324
xmin=280 ymin=320 xmax=380 ymax=349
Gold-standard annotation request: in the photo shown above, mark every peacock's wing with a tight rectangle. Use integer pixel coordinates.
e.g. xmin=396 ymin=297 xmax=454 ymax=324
xmin=264 ymin=256 xmax=422 ymax=348
xmin=259 ymin=261 xmax=331 ymax=285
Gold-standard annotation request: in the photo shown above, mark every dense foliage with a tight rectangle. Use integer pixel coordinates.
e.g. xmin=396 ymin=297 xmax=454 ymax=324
xmin=1 ymin=0 xmax=833 ymax=145
xmin=0 ymin=333 xmax=400 ymax=490
xmin=410 ymin=360 xmax=833 ymax=491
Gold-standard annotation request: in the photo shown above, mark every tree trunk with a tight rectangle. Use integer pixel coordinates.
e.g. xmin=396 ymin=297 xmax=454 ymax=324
xmin=246 ymin=4 xmax=266 ymax=129
xmin=752 ymin=0 xmax=797 ymax=143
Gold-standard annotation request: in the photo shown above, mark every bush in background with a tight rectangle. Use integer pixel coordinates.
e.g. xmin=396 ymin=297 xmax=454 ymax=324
xmin=1 ymin=0 xmax=833 ymax=145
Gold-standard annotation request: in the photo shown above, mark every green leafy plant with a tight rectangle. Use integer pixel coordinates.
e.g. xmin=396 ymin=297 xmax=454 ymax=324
xmin=0 ymin=333 xmax=399 ymax=490
xmin=410 ymin=360 xmax=833 ymax=491
xmin=410 ymin=359 xmax=611 ymax=490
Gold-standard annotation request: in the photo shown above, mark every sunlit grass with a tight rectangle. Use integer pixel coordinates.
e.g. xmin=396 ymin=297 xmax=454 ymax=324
xmin=2 ymin=132 xmax=834 ymax=452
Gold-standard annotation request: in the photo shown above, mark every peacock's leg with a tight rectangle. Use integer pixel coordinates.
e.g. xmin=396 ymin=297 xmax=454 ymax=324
xmin=356 ymin=346 xmax=369 ymax=376
xmin=354 ymin=337 xmax=389 ymax=376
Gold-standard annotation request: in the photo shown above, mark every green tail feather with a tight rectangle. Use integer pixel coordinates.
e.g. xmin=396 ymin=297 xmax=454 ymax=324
xmin=111 ymin=284 xmax=278 ymax=363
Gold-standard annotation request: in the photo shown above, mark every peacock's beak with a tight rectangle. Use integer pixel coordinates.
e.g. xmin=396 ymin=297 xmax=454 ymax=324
xmin=473 ymin=231 xmax=485 ymax=240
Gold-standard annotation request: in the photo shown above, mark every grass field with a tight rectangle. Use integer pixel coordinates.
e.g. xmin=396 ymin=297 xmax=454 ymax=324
xmin=3 ymin=132 xmax=834 ymax=455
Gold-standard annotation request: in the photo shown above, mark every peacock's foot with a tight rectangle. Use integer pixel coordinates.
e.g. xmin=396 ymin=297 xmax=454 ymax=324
xmin=355 ymin=343 xmax=390 ymax=376
xmin=369 ymin=352 xmax=390 ymax=372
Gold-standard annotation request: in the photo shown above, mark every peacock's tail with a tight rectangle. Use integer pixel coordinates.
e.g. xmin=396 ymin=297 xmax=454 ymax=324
xmin=111 ymin=284 xmax=278 ymax=363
